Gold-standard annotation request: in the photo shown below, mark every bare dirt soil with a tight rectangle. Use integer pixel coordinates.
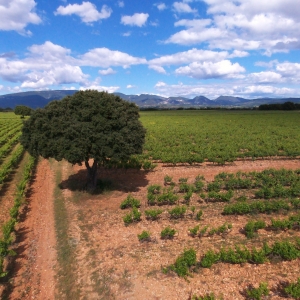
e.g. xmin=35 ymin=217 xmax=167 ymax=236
xmin=2 ymin=158 xmax=300 ymax=300
xmin=4 ymin=158 xmax=57 ymax=300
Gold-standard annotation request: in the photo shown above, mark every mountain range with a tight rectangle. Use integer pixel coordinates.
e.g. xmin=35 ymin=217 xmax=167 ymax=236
xmin=0 ymin=90 xmax=299 ymax=109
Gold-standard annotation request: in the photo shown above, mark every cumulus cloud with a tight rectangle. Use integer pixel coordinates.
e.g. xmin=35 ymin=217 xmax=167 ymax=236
xmin=175 ymin=60 xmax=245 ymax=79
xmin=155 ymin=3 xmax=167 ymax=11
xmin=80 ymin=85 xmax=119 ymax=93
xmin=165 ymin=0 xmax=300 ymax=53
xmin=173 ymin=2 xmax=197 ymax=13
xmin=149 ymin=48 xmax=228 ymax=66
xmin=80 ymin=48 xmax=147 ymax=68
xmin=98 ymin=68 xmax=116 ymax=75
xmin=121 ymin=13 xmax=149 ymax=27
xmin=248 ymin=71 xmax=282 ymax=84
xmin=0 ymin=0 xmax=41 ymax=35
xmin=154 ymin=81 xmax=299 ymax=99
xmin=149 ymin=65 xmax=167 ymax=74
xmin=0 ymin=41 xmax=147 ymax=90
xmin=126 ymin=84 xmax=136 ymax=88
xmin=54 ymin=2 xmax=112 ymax=23
xmin=118 ymin=1 xmax=124 ymax=8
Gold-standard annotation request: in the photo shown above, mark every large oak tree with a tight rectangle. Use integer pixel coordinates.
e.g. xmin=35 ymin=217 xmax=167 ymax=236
xmin=20 ymin=90 xmax=146 ymax=190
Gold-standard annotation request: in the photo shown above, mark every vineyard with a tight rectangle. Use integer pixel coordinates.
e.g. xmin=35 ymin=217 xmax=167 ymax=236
xmin=139 ymin=110 xmax=300 ymax=164
xmin=0 ymin=110 xmax=300 ymax=299
xmin=0 ymin=113 xmax=36 ymax=282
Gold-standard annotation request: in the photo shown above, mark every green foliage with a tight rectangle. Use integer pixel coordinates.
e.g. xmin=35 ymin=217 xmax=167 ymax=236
xmin=160 ymin=226 xmax=176 ymax=239
xmin=169 ymin=206 xmax=187 ymax=219
xmin=195 ymin=209 xmax=203 ymax=220
xmin=120 ymin=194 xmax=141 ymax=209
xmin=189 ymin=225 xmax=200 ymax=237
xmin=244 ymin=220 xmax=266 ymax=238
xmin=123 ymin=207 xmax=142 ymax=226
xmin=207 ymin=190 xmax=233 ymax=202
xmin=138 ymin=230 xmax=151 ymax=242
xmin=14 ymin=105 xmax=32 ymax=117
xmin=164 ymin=175 xmax=173 ymax=185
xmin=142 ymin=160 xmax=157 ymax=171
xmin=200 ymin=250 xmax=220 ymax=268
xmin=285 ymin=278 xmax=300 ymax=299
xmin=172 ymin=248 xmax=197 ymax=277
xmin=245 ymin=282 xmax=269 ymax=300
xmin=207 ymin=181 xmax=222 ymax=192
xmin=21 ymin=90 xmax=146 ymax=189
xmin=145 ymin=208 xmax=163 ymax=220
xmin=223 ymin=199 xmax=290 ymax=215
xmin=192 ymin=293 xmax=218 ymax=300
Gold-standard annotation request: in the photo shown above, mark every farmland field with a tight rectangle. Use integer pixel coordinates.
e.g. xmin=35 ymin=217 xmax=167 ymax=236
xmin=139 ymin=110 xmax=300 ymax=164
xmin=0 ymin=110 xmax=300 ymax=300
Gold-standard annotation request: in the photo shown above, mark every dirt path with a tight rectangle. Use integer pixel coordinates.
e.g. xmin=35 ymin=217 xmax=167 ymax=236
xmin=7 ymin=158 xmax=57 ymax=300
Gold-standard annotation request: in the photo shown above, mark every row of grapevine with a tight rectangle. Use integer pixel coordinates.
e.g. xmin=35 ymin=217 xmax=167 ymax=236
xmin=0 ymin=155 xmax=36 ymax=278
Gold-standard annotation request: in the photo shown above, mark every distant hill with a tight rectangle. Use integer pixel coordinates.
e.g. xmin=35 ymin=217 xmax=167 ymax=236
xmin=0 ymin=90 xmax=300 ymax=109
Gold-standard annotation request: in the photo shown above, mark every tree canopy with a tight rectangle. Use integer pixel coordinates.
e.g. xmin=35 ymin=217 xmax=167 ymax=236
xmin=14 ymin=105 xmax=32 ymax=117
xmin=20 ymin=90 xmax=146 ymax=190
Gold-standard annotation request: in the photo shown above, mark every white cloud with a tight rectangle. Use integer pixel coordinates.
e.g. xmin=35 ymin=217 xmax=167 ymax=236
xmin=121 ymin=13 xmax=149 ymax=27
xmin=118 ymin=1 xmax=124 ymax=8
xmin=80 ymin=48 xmax=147 ymax=68
xmin=154 ymin=81 xmax=299 ymax=99
xmin=80 ymin=85 xmax=119 ymax=93
xmin=248 ymin=71 xmax=282 ymax=84
xmin=122 ymin=31 xmax=131 ymax=37
xmin=54 ymin=2 xmax=112 ymax=23
xmin=175 ymin=60 xmax=245 ymax=79
xmin=149 ymin=48 xmax=228 ymax=66
xmin=0 ymin=0 xmax=41 ymax=35
xmin=98 ymin=68 xmax=116 ymax=75
xmin=165 ymin=0 xmax=300 ymax=53
xmin=155 ymin=3 xmax=167 ymax=11
xmin=149 ymin=65 xmax=167 ymax=74
xmin=173 ymin=2 xmax=197 ymax=13
xmin=276 ymin=62 xmax=300 ymax=78
xmin=126 ymin=84 xmax=136 ymax=89
xmin=0 ymin=41 xmax=147 ymax=91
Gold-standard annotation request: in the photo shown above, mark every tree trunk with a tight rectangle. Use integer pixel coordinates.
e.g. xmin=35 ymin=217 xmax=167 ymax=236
xmin=85 ymin=160 xmax=98 ymax=192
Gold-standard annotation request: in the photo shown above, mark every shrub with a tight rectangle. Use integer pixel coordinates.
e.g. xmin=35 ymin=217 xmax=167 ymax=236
xmin=172 ymin=248 xmax=197 ymax=277
xmin=145 ymin=208 xmax=163 ymax=220
xmin=245 ymin=282 xmax=269 ymax=300
xmin=244 ymin=220 xmax=266 ymax=238
xmin=123 ymin=207 xmax=141 ymax=226
xmin=271 ymin=240 xmax=300 ymax=260
xmin=161 ymin=226 xmax=176 ymax=239
xmin=207 ymin=181 xmax=222 ymax=192
xmin=196 ymin=209 xmax=203 ymax=220
xmin=138 ymin=230 xmax=151 ymax=242
xmin=120 ymin=194 xmax=141 ymax=209
xmin=285 ymin=278 xmax=300 ymax=299
xmin=142 ymin=160 xmax=157 ymax=171
xmin=192 ymin=293 xmax=217 ymax=300
xmin=164 ymin=175 xmax=173 ymax=185
xmin=200 ymin=250 xmax=220 ymax=268
xmin=169 ymin=206 xmax=187 ymax=219
xmin=189 ymin=225 xmax=200 ymax=237
xmin=147 ymin=184 xmax=161 ymax=194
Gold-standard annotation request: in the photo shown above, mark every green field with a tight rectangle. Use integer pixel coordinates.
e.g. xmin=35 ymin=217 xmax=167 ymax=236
xmin=140 ymin=110 xmax=300 ymax=164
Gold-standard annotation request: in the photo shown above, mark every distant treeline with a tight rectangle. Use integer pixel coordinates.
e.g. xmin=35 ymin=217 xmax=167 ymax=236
xmin=0 ymin=107 xmax=13 ymax=112
xmin=258 ymin=102 xmax=300 ymax=110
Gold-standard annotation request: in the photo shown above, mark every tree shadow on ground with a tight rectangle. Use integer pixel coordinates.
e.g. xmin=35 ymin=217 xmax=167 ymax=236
xmin=59 ymin=167 xmax=150 ymax=195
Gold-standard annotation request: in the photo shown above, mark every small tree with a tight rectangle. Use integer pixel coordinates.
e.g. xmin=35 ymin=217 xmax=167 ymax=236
xmin=20 ymin=90 xmax=146 ymax=191
xmin=14 ymin=105 xmax=32 ymax=118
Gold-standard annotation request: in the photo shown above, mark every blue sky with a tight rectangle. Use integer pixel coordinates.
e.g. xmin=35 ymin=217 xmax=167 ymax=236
xmin=0 ymin=0 xmax=299 ymax=99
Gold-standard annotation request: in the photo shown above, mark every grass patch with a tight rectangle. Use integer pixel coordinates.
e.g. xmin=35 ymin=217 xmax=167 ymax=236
xmin=52 ymin=160 xmax=80 ymax=299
